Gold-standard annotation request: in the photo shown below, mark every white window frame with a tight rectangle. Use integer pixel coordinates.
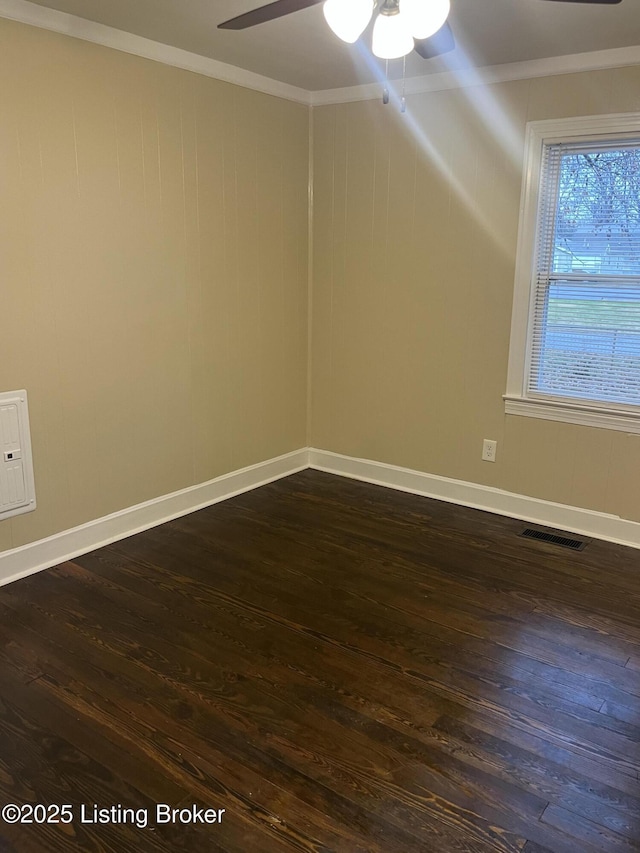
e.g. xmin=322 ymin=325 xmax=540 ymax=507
xmin=504 ymin=112 xmax=640 ymax=434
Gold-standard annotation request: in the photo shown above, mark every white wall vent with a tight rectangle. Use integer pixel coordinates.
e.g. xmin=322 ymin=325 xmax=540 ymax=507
xmin=0 ymin=390 xmax=36 ymax=520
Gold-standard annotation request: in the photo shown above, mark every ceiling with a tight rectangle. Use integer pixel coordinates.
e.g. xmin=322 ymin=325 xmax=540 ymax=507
xmin=20 ymin=0 xmax=640 ymax=91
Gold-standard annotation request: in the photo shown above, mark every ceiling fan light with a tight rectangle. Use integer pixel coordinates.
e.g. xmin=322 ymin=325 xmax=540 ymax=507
xmin=401 ymin=0 xmax=450 ymax=40
xmin=323 ymin=0 xmax=374 ymax=44
xmin=372 ymin=9 xmax=414 ymax=59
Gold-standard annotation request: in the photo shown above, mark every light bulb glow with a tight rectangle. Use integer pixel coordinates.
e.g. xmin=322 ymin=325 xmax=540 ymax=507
xmin=323 ymin=0 xmax=374 ymax=44
xmin=401 ymin=0 xmax=450 ymax=40
xmin=371 ymin=9 xmax=414 ymax=59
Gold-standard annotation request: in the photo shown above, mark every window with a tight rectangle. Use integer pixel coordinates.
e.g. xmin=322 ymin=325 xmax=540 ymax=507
xmin=505 ymin=114 xmax=640 ymax=433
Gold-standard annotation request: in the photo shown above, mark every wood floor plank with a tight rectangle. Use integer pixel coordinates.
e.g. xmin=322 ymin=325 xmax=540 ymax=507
xmin=275 ymin=474 xmax=640 ymax=621
xmin=4 ymin=604 xmax=524 ymax=851
xmin=53 ymin=552 xmax=616 ymax=722
xmin=434 ymin=702 xmax=640 ymax=801
xmin=0 ymin=671 xmax=210 ymax=853
xmin=1 ymin=470 xmax=639 ymax=852
xmin=159 ymin=495 xmax=640 ymax=681
xmin=85 ymin=534 xmax=640 ymax=774
xmin=0 ymin=624 xmax=422 ymax=851
xmin=2 ymin=624 xmax=512 ymax=853
xmin=85 ymin=536 xmax=640 ymax=726
xmin=89 ymin=544 xmax=616 ymax=710
xmin=541 ymin=803 xmax=639 ymax=853
xmin=432 ymin=714 xmax=640 ymax=839
xmin=530 ymin=601 xmax=640 ymax=650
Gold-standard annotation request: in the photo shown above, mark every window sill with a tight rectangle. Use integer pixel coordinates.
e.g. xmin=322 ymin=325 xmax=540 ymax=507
xmin=503 ymin=395 xmax=640 ymax=434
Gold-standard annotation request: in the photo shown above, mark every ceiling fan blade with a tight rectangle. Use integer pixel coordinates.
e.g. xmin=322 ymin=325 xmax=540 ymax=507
xmin=218 ymin=0 xmax=324 ymax=30
xmin=537 ymin=0 xmax=622 ymax=4
xmin=413 ymin=22 xmax=455 ymax=60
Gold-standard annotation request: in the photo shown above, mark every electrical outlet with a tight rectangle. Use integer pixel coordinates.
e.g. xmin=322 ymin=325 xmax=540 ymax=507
xmin=482 ymin=439 xmax=497 ymax=462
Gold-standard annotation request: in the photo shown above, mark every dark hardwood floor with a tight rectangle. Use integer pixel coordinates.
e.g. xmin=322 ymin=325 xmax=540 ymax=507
xmin=1 ymin=469 xmax=640 ymax=852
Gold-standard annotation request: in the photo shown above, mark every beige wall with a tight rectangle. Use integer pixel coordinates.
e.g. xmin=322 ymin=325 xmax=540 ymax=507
xmin=0 ymin=19 xmax=309 ymax=553
xmin=2 ymin=14 xmax=640 ymax=557
xmin=310 ymin=66 xmax=640 ymax=523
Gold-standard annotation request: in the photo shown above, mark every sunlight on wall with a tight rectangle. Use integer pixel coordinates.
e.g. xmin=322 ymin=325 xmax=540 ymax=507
xmin=351 ymin=34 xmax=523 ymax=259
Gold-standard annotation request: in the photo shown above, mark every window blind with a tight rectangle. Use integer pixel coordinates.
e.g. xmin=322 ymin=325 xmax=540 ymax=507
xmin=528 ymin=140 xmax=640 ymax=408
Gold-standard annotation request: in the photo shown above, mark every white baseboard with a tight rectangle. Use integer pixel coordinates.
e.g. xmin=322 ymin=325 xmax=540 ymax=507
xmin=0 ymin=448 xmax=309 ymax=588
xmin=3 ymin=446 xmax=639 ymax=588
xmin=309 ymin=448 xmax=640 ymax=551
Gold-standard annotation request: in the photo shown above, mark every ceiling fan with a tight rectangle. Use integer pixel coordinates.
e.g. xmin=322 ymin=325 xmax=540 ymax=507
xmin=219 ymin=0 xmax=623 ymax=63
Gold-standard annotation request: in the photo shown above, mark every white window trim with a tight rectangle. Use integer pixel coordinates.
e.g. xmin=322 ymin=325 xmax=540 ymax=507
xmin=504 ymin=111 xmax=640 ymax=434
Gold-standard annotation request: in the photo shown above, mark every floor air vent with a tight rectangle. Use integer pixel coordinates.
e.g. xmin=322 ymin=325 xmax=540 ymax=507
xmin=520 ymin=528 xmax=587 ymax=550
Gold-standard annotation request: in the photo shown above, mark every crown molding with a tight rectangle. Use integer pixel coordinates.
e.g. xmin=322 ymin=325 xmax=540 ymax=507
xmin=310 ymin=44 xmax=640 ymax=106
xmin=0 ymin=0 xmax=638 ymax=108
xmin=0 ymin=0 xmax=311 ymax=105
